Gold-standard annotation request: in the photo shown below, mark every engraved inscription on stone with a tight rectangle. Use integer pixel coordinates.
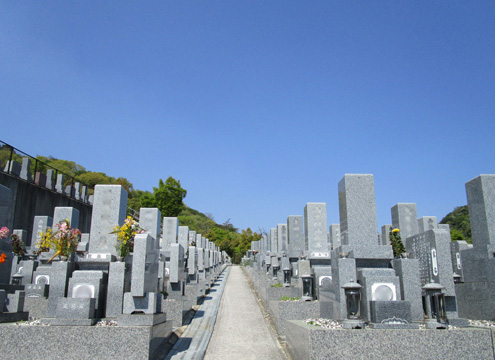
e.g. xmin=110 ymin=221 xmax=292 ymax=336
xmin=456 ymin=253 xmax=461 ymax=270
xmin=431 ymin=248 xmax=439 ymax=276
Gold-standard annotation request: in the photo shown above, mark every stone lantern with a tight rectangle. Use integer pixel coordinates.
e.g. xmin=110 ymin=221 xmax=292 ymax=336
xmin=423 ymin=280 xmax=447 ymax=329
xmin=272 ymin=264 xmax=280 ymax=281
xmin=283 ymin=265 xmax=291 ymax=287
xmin=301 ymin=274 xmax=314 ymax=301
xmin=342 ymin=280 xmax=364 ymax=329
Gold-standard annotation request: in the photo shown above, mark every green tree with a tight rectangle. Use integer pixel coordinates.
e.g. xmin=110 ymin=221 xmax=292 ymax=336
xmin=390 ymin=229 xmax=406 ymax=258
xmin=140 ymin=193 xmax=156 ymax=208
xmin=152 ymin=177 xmax=187 ymax=217
xmin=440 ymin=205 xmax=471 ymax=243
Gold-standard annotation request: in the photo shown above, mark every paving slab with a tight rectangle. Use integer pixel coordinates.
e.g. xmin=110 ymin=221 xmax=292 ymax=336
xmin=204 ymin=266 xmax=286 ymax=360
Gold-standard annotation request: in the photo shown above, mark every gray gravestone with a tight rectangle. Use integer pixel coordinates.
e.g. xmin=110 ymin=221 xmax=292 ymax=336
xmin=73 ymin=182 xmax=81 ymax=201
xmin=45 ymin=169 xmax=55 ymax=190
xmin=45 ymin=261 xmax=74 ymax=318
xmin=406 ymin=229 xmax=458 ymax=318
xmin=270 ymin=228 xmax=277 ymax=255
xmin=65 ymin=185 xmax=75 ymax=199
xmin=196 ymin=234 xmax=202 ymax=248
xmin=329 ymin=224 xmax=341 ymax=250
xmin=88 ymin=185 xmax=128 ymax=255
xmin=68 ymin=270 xmax=107 ymax=318
xmin=189 ymin=230 xmax=197 ymax=246
xmin=466 ymin=175 xmax=495 ymax=248
xmin=106 ymin=261 xmax=129 ymax=318
xmin=139 ymin=208 xmax=161 ymax=249
xmin=131 ymin=233 xmax=159 ymax=296
xmin=169 ymin=243 xmax=185 ymax=284
xmin=391 ymin=203 xmax=419 ymax=240
xmin=34 ymin=172 xmax=47 ymax=187
xmin=304 ymin=203 xmax=330 ymax=259
xmin=20 ymin=158 xmax=32 ymax=182
xmin=162 ymin=217 xmax=179 ymax=250
xmin=381 ymin=224 xmax=392 ymax=246
xmin=277 ymin=223 xmax=288 ymax=255
xmin=81 ymin=185 xmax=87 ymax=202
xmin=418 ymin=216 xmax=438 ymax=233
xmin=55 ymin=174 xmax=65 ymax=194
xmin=288 ymin=215 xmax=304 ymax=258
xmin=31 ymin=216 xmax=53 ymax=248
xmin=53 ymin=207 xmax=79 ymax=228
xmin=391 ymin=258 xmax=423 ymax=320
xmin=4 ymin=160 xmax=21 ymax=176
xmin=178 ymin=226 xmax=189 ymax=254
xmin=188 ymin=246 xmax=197 ymax=276
xmin=455 ymin=175 xmax=495 ymax=320
xmin=337 ymin=174 xmax=392 ymax=259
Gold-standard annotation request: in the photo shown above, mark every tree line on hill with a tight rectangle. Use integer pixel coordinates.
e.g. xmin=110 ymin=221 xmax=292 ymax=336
xmin=0 ymin=147 xmax=260 ymax=263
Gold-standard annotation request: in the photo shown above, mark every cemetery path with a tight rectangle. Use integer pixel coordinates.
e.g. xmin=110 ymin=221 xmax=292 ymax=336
xmin=165 ymin=266 xmax=230 ymax=360
xmin=204 ymin=266 xmax=287 ymax=360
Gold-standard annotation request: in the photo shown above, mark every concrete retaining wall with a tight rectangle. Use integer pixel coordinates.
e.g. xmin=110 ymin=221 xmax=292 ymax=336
xmin=0 ymin=172 xmax=92 ymax=245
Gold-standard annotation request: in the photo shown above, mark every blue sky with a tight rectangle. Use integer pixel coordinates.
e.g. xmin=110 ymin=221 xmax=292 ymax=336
xmin=1 ymin=2 xmax=494 ymax=233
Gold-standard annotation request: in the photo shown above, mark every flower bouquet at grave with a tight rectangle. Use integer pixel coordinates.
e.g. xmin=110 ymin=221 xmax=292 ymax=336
xmin=111 ymin=216 xmax=145 ymax=259
xmin=10 ymin=233 xmax=26 ymax=257
xmin=389 ymin=228 xmax=406 ymax=258
xmin=0 ymin=226 xmax=9 ymax=240
xmin=1 ymin=226 xmax=26 ymax=257
xmin=37 ymin=219 xmax=81 ymax=262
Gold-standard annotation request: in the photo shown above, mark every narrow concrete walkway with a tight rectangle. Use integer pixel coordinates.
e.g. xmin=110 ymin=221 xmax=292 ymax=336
xmin=204 ymin=266 xmax=286 ymax=360
xmin=165 ymin=266 xmax=231 ymax=360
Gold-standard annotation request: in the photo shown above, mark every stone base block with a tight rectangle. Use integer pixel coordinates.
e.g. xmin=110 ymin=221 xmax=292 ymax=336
xmin=162 ymin=299 xmax=184 ymax=328
xmin=0 ymin=322 xmax=173 ymax=359
xmin=286 ymin=320 xmax=495 ymax=360
xmin=117 ymin=313 xmax=166 ymax=326
xmin=269 ymin=300 xmax=320 ymax=337
xmin=55 ymin=298 xmax=96 ymax=319
xmin=123 ymin=292 xmax=157 ymax=315
xmin=24 ymin=297 xmax=48 ymax=319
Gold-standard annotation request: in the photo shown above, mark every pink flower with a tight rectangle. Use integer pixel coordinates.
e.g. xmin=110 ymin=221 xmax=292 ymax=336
xmin=0 ymin=227 xmax=9 ymax=239
xmin=58 ymin=221 xmax=68 ymax=231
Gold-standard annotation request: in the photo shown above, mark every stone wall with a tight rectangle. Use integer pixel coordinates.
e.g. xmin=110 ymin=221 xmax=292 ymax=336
xmin=0 ymin=172 xmax=92 ymax=246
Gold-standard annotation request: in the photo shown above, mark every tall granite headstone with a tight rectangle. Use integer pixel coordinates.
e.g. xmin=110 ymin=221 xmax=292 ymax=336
xmin=391 ymin=203 xmax=419 ymax=240
xmin=162 ymin=217 xmax=179 ymax=250
xmin=139 ymin=208 xmax=161 ymax=249
xmin=277 ymin=223 xmax=288 ymax=255
xmin=304 ymin=203 xmax=330 ymax=259
xmin=337 ymin=174 xmax=392 ymax=259
xmin=270 ymin=228 xmax=277 ymax=255
xmin=88 ymin=185 xmax=128 ymax=256
xmin=287 ymin=215 xmax=304 ymax=258
xmin=178 ymin=226 xmax=189 ymax=254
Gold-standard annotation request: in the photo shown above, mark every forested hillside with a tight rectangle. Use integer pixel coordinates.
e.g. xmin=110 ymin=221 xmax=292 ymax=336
xmin=0 ymin=145 xmax=260 ymax=262
xmin=440 ymin=205 xmax=471 ymax=243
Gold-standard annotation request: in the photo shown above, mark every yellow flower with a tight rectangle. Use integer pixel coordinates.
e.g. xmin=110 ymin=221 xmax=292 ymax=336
xmin=392 ymin=228 xmax=400 ymax=233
